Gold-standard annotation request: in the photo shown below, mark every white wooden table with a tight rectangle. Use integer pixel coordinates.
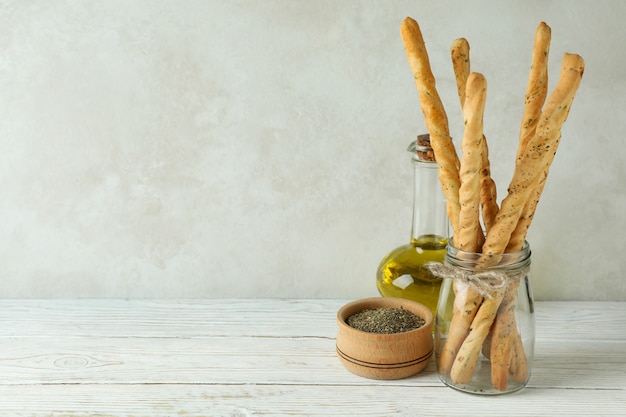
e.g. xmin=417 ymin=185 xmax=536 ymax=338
xmin=0 ymin=299 xmax=624 ymax=416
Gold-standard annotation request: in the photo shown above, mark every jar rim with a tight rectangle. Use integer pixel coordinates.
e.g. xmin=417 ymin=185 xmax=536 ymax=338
xmin=445 ymin=237 xmax=531 ymax=270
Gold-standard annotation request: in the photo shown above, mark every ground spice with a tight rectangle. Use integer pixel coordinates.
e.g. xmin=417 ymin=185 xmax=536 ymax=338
xmin=346 ymin=307 xmax=425 ymax=334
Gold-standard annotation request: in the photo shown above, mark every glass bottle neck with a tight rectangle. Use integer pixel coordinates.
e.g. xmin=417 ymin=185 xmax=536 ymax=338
xmin=410 ymin=156 xmax=450 ymax=247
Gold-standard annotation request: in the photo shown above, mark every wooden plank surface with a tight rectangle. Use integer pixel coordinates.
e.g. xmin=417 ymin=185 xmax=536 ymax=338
xmin=0 ymin=299 xmax=624 ymax=416
xmin=1 ymin=384 xmax=625 ymax=417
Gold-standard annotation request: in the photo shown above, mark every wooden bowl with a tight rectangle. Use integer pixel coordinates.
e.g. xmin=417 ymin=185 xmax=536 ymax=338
xmin=336 ymin=297 xmax=433 ymax=380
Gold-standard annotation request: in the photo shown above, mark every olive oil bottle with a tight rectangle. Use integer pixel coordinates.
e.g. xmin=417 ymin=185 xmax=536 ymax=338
xmin=376 ymin=134 xmax=450 ymax=317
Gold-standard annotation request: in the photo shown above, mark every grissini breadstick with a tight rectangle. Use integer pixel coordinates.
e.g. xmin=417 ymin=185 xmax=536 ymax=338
xmin=488 ymin=24 xmax=551 ymax=388
xmin=504 ymin=53 xmax=585 ymax=254
xmin=509 ymin=330 xmax=529 ymax=382
xmin=479 ymin=149 xmax=499 ymax=235
xmin=517 ymin=22 xmax=552 ymax=162
xmin=437 ymin=72 xmax=487 ymax=375
xmin=450 ymin=286 xmax=506 ymax=384
xmin=402 ymin=18 xmax=584 ymax=390
xmin=450 ymin=37 xmax=501 ymax=382
xmin=450 ymin=38 xmax=498 ymax=236
xmin=457 ymin=72 xmax=487 ymax=251
xmin=438 ymin=280 xmax=483 ymax=375
xmin=451 ymin=38 xmax=470 ymax=108
xmin=449 ymin=41 xmax=495 ymax=375
xmin=485 ymin=53 xmax=584 ymax=389
xmin=481 ymin=53 xmax=585 ymax=258
xmin=440 ymin=40 xmax=492 ymax=377
xmin=401 ymin=17 xmax=461 ymax=237
xmin=490 ymin=283 xmax=520 ymax=390
xmin=505 ymin=176 xmax=547 ymax=253
xmin=501 ymin=22 xmax=550 ymax=252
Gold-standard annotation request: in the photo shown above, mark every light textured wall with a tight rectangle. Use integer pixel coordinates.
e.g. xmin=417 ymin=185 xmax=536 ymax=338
xmin=0 ymin=0 xmax=623 ymax=300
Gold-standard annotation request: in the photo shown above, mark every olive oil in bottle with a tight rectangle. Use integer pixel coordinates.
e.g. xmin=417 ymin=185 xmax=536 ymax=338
xmin=376 ymin=134 xmax=450 ymax=317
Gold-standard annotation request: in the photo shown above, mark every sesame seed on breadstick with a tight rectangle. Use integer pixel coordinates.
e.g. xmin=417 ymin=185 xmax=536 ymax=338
xmin=401 ymin=17 xmax=461 ymax=236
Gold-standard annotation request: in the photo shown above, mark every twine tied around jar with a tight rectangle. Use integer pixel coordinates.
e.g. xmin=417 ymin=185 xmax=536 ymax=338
xmin=426 ymin=262 xmax=530 ymax=299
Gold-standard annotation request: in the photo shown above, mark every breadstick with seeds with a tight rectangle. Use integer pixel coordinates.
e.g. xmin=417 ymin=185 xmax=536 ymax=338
xmin=457 ymin=72 xmax=487 ymax=251
xmin=505 ymin=174 xmax=547 ymax=253
xmin=438 ymin=39 xmax=490 ymax=376
xmin=451 ymin=38 xmax=470 ymax=107
xmin=481 ymin=53 xmax=585 ymax=258
xmin=451 ymin=38 xmax=498 ymax=236
xmin=484 ymin=53 xmax=584 ymax=388
xmin=401 ymin=17 xmax=461 ymax=237
xmin=517 ymin=22 xmax=552 ymax=162
xmin=509 ymin=330 xmax=529 ymax=382
xmin=450 ymin=286 xmax=506 ymax=384
xmin=438 ymin=280 xmax=483 ymax=375
xmin=437 ymin=72 xmax=488 ymax=375
xmin=486 ymin=25 xmax=552 ymax=388
xmin=479 ymin=154 xmax=498 ymax=234
xmin=450 ymin=37 xmax=501 ymax=377
xmin=494 ymin=53 xmax=585 ymax=251
xmin=490 ymin=283 xmax=520 ymax=390
xmin=502 ymin=22 xmax=551 ymax=253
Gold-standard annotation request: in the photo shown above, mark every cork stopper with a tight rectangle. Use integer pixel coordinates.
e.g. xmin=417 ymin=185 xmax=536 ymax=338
xmin=407 ymin=133 xmax=436 ymax=162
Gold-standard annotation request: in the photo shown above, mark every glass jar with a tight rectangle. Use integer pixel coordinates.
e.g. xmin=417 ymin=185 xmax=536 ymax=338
xmin=376 ymin=134 xmax=450 ymax=318
xmin=433 ymin=239 xmax=535 ymax=394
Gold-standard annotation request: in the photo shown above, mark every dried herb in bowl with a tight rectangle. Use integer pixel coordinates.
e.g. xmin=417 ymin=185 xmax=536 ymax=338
xmin=346 ymin=307 xmax=425 ymax=334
